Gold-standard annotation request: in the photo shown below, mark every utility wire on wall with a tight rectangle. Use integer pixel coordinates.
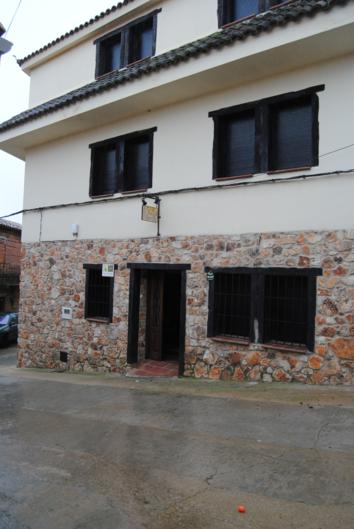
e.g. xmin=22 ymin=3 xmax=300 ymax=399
xmin=4 ymin=0 xmax=23 ymax=37
xmin=319 ymin=142 xmax=354 ymax=158
xmin=0 ymin=168 xmax=353 ymax=221
xmin=0 ymin=142 xmax=353 ymax=221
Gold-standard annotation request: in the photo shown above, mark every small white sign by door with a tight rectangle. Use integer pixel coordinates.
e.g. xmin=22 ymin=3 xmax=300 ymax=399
xmin=102 ymin=264 xmax=115 ymax=277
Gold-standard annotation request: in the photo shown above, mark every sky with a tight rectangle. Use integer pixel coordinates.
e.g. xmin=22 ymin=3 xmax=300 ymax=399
xmin=0 ymin=0 xmax=120 ymax=224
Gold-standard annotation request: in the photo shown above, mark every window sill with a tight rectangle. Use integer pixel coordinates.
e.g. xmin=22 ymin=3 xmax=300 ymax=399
xmin=86 ymin=317 xmax=111 ymax=324
xmin=262 ymin=342 xmax=308 ymax=354
xmin=221 ymin=13 xmax=257 ymax=29
xmin=95 ymin=57 xmax=153 ymax=80
xmin=214 ymin=174 xmax=254 ymax=182
xmin=210 ymin=336 xmax=250 ymax=346
xmin=210 ymin=336 xmax=308 ymax=354
xmin=126 ymin=56 xmax=152 ymax=68
xmin=90 ymin=193 xmax=115 ymax=199
xmin=121 ymin=188 xmax=148 ymax=195
xmin=267 ymin=166 xmax=311 ymax=175
xmin=95 ymin=69 xmax=121 ymax=80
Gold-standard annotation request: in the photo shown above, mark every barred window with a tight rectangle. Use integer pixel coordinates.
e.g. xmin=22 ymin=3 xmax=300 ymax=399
xmin=264 ymin=274 xmax=308 ymax=346
xmin=84 ymin=264 xmax=116 ymax=322
xmin=213 ymin=272 xmax=251 ymax=338
xmin=207 ymin=268 xmax=321 ymax=350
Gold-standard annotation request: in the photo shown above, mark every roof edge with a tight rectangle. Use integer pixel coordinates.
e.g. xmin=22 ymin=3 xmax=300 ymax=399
xmin=0 ymin=219 xmax=22 ymax=232
xmin=1 ymin=0 xmax=351 ymax=135
xmin=17 ymin=0 xmax=136 ymax=67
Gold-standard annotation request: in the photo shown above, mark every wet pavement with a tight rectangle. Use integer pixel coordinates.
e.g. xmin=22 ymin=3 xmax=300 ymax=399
xmin=0 ymin=346 xmax=354 ymax=529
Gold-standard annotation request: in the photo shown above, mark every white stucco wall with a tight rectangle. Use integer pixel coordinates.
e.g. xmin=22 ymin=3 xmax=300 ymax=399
xmin=28 ymin=0 xmax=219 ymax=107
xmin=22 ymin=170 xmax=354 ymax=243
xmin=29 ymin=39 xmax=96 ymax=107
xmin=21 ymin=54 xmax=354 ymax=243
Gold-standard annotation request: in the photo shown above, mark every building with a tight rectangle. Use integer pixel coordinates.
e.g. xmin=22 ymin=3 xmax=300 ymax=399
xmin=0 ymin=0 xmax=353 ymax=383
xmin=0 ymin=219 xmax=21 ymax=312
xmin=0 ymin=22 xmax=13 ymax=58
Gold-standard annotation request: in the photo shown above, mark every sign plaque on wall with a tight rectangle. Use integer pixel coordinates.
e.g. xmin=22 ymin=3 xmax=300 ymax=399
xmin=142 ymin=203 xmax=158 ymax=223
xmin=102 ymin=264 xmax=115 ymax=277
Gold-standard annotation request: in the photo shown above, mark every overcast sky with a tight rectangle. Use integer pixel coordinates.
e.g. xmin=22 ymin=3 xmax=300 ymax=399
xmin=0 ymin=0 xmax=120 ymax=224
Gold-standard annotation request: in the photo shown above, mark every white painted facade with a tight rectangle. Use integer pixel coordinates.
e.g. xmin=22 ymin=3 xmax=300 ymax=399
xmin=0 ymin=0 xmax=354 ymax=243
xmin=28 ymin=0 xmax=218 ymax=107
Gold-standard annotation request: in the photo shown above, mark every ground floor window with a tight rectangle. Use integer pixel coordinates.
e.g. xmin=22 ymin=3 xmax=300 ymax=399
xmin=83 ymin=264 xmax=117 ymax=322
xmin=207 ymin=267 xmax=321 ymax=350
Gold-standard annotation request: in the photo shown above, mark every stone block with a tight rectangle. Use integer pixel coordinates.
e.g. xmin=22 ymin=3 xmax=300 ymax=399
xmin=330 ymin=338 xmax=354 ymax=360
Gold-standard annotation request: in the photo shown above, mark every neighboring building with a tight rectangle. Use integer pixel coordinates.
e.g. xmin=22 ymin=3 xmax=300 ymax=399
xmin=0 ymin=219 xmax=21 ymax=312
xmin=0 ymin=0 xmax=353 ymax=383
xmin=0 ymin=23 xmax=13 ymax=58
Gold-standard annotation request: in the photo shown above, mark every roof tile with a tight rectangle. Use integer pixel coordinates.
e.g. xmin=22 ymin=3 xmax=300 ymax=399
xmin=0 ymin=0 xmax=350 ymax=134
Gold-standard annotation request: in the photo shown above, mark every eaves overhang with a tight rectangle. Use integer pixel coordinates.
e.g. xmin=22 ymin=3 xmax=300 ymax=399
xmin=0 ymin=0 xmax=353 ymax=160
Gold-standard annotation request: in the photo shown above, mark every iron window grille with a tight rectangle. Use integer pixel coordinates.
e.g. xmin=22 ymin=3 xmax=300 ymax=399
xmin=218 ymin=0 xmax=288 ymax=26
xmin=209 ymin=85 xmax=323 ymax=179
xmin=207 ymin=267 xmax=322 ymax=350
xmin=94 ymin=10 xmax=161 ymax=78
xmin=89 ymin=127 xmax=157 ymax=197
xmin=83 ymin=264 xmax=117 ymax=322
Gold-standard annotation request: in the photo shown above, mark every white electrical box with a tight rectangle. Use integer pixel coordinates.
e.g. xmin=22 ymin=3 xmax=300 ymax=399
xmin=61 ymin=307 xmax=73 ymax=320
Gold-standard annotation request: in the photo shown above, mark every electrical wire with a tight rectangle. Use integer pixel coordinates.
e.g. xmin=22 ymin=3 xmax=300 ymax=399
xmin=319 ymin=143 xmax=354 ymax=158
xmin=0 ymin=168 xmax=353 ymax=221
xmin=4 ymin=0 xmax=23 ymax=37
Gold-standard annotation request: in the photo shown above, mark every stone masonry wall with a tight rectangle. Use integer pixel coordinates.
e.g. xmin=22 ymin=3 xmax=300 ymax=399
xmin=18 ymin=229 xmax=354 ymax=384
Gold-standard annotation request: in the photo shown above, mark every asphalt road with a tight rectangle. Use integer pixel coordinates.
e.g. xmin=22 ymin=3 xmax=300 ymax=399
xmin=1 ymin=345 xmax=354 ymax=529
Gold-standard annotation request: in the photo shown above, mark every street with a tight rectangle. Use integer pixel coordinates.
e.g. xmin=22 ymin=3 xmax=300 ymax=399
xmin=0 ymin=345 xmax=354 ymax=529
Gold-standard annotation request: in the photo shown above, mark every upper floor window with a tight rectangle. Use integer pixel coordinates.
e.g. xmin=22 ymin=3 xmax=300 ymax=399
xmin=95 ymin=10 xmax=160 ymax=77
xmin=218 ymin=0 xmax=288 ymax=26
xmin=209 ymin=85 xmax=324 ymax=179
xmin=89 ymin=128 xmax=157 ymax=197
xmin=207 ymin=267 xmax=322 ymax=350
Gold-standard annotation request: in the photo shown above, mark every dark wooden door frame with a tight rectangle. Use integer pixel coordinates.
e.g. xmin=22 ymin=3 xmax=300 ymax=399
xmin=127 ymin=263 xmax=190 ymax=376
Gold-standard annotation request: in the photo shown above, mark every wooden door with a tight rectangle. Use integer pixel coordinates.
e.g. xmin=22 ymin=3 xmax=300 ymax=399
xmin=146 ymin=272 xmax=164 ymax=360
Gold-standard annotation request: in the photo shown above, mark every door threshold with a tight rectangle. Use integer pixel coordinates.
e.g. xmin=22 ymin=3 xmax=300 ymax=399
xmin=126 ymin=360 xmax=179 ymax=378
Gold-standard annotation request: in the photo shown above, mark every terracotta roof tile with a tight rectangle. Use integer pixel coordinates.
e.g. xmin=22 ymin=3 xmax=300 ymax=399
xmin=0 ymin=0 xmax=350 ymax=134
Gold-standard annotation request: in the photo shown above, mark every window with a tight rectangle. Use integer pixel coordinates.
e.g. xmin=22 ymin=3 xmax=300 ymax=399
xmin=214 ymin=109 xmax=257 ymax=178
xmin=84 ymin=264 xmax=117 ymax=322
xmin=95 ymin=10 xmax=160 ymax=77
xmin=268 ymin=96 xmax=315 ymax=172
xmin=213 ymin=272 xmax=251 ymax=339
xmin=89 ymin=128 xmax=156 ymax=197
xmin=210 ymin=86 xmax=323 ymax=179
xmin=207 ymin=267 xmax=322 ymax=350
xmin=218 ymin=0 xmax=287 ymax=26
xmin=264 ymin=273 xmax=309 ymax=346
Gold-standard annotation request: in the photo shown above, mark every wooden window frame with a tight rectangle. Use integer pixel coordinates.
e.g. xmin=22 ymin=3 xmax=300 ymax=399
xmin=206 ymin=267 xmax=322 ymax=351
xmin=217 ymin=0 xmax=289 ymax=27
xmin=89 ymin=127 xmax=157 ymax=198
xmin=209 ymin=85 xmax=324 ymax=180
xmin=83 ymin=264 xmax=117 ymax=323
xmin=94 ymin=9 xmax=161 ymax=78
